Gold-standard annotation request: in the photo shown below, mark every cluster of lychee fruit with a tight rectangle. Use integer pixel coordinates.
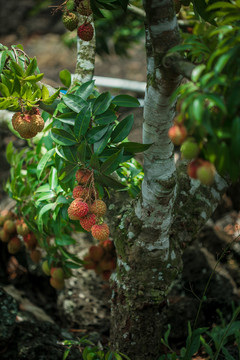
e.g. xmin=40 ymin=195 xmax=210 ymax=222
xmin=12 ymin=108 xmax=44 ymax=139
xmin=0 ymin=210 xmax=42 ymax=262
xmin=83 ymin=240 xmax=116 ymax=281
xmin=41 ymin=261 xmax=69 ymax=290
xmin=62 ymin=0 xmax=94 ymax=41
xmin=168 ymin=121 xmax=216 ymax=185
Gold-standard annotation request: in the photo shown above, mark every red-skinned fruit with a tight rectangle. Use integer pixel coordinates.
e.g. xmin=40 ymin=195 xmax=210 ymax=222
xmin=196 ymin=161 xmax=216 ymax=185
xmin=50 ymin=267 xmax=65 ymax=281
xmin=3 ymin=220 xmax=16 ymax=234
xmin=72 ymin=185 xmax=90 ymax=200
xmin=77 ymin=23 xmax=94 ymax=41
xmin=91 ymin=223 xmax=110 ymax=241
xmin=30 ymin=249 xmax=42 ymax=263
xmin=180 ymin=138 xmax=199 ymax=160
xmin=83 ymin=255 xmax=96 ymax=270
xmin=16 ymin=220 xmax=29 ymax=236
xmin=23 ymin=233 xmax=37 ymax=250
xmin=68 ymin=198 xmax=89 ymax=220
xmin=168 ymin=124 xmax=187 ymax=146
xmin=42 ymin=260 xmax=51 ymax=276
xmin=102 ymin=239 xmax=114 ymax=252
xmin=80 ymin=213 xmax=96 ymax=231
xmin=187 ymin=159 xmax=203 ymax=179
xmin=99 ymin=258 xmax=116 ymax=271
xmin=75 ymin=169 xmax=92 ymax=185
xmin=50 ymin=277 xmax=64 ymax=290
xmin=8 ymin=237 xmax=21 ymax=254
xmin=89 ymin=200 xmax=107 ymax=217
xmin=0 ymin=210 xmax=13 ymax=226
xmin=89 ymin=245 xmax=104 ymax=262
xmin=0 ymin=229 xmax=10 ymax=242
xmin=101 ymin=271 xmax=111 ymax=281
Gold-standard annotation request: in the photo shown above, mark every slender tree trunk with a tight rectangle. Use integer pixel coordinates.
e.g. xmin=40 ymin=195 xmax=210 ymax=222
xmin=110 ymin=1 xmax=228 ymax=359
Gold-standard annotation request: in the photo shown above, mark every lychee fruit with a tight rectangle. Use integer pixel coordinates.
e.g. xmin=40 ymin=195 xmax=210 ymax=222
xmin=187 ymin=159 xmax=202 ymax=179
xmin=102 ymin=239 xmax=114 ymax=252
xmin=3 ymin=220 xmax=16 ymax=234
xmin=75 ymin=169 xmax=92 ymax=185
xmin=0 ymin=229 xmax=10 ymax=242
xmin=91 ymin=223 xmax=110 ymax=241
xmin=72 ymin=185 xmax=89 ymax=200
xmin=196 ymin=161 xmax=216 ymax=185
xmin=12 ymin=112 xmax=44 ymax=139
xmin=80 ymin=213 xmax=96 ymax=231
xmin=89 ymin=200 xmax=107 ymax=217
xmin=99 ymin=258 xmax=116 ymax=271
xmin=50 ymin=277 xmax=64 ymax=290
xmin=77 ymin=23 xmax=94 ymax=41
xmin=8 ymin=237 xmax=21 ymax=254
xmin=89 ymin=245 xmax=104 ymax=262
xmin=168 ymin=123 xmax=187 ymax=145
xmin=83 ymin=255 xmax=96 ymax=270
xmin=180 ymin=138 xmax=199 ymax=159
xmin=42 ymin=260 xmax=51 ymax=276
xmin=68 ymin=198 xmax=89 ymax=220
xmin=30 ymin=249 xmax=42 ymax=263
xmin=23 ymin=233 xmax=37 ymax=250
xmin=0 ymin=210 xmax=13 ymax=226
xmin=77 ymin=0 xmax=92 ymax=16
xmin=62 ymin=12 xmax=78 ymax=31
xmin=50 ymin=267 xmax=65 ymax=281
xmin=66 ymin=0 xmax=75 ymax=11
xmin=16 ymin=220 xmax=29 ymax=236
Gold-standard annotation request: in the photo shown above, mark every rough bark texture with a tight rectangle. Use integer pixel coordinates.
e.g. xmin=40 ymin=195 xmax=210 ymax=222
xmin=109 ymin=1 xmax=228 ymax=359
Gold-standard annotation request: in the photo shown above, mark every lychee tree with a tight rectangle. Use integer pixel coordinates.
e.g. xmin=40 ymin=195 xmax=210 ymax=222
xmin=0 ymin=0 xmax=240 ymax=359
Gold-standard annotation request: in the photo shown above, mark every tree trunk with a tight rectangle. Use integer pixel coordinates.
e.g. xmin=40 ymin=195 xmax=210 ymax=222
xmin=110 ymin=1 xmax=228 ymax=359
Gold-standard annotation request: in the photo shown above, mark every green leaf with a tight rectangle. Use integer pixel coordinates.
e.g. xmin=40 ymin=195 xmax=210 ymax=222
xmin=118 ymin=141 xmax=152 ymax=153
xmin=74 ymin=106 xmax=91 ymax=140
xmin=92 ymin=92 xmax=112 ymax=115
xmin=112 ymin=95 xmax=140 ymax=107
xmin=38 ymin=203 xmax=54 ymax=232
xmin=6 ymin=141 xmax=14 ymax=164
xmin=0 ymin=82 xmax=10 ymax=97
xmin=86 ymin=125 xmax=110 ymax=144
xmin=95 ymin=109 xmax=117 ymax=125
xmin=75 ymin=80 xmax=95 ymax=100
xmin=96 ymin=173 xmax=127 ymax=190
xmin=89 ymin=153 xmax=100 ymax=170
xmin=63 ymin=94 xmax=88 ymax=113
xmin=37 ymin=148 xmax=55 ymax=179
xmin=25 ymin=57 xmax=37 ymax=77
xmin=206 ymin=94 xmax=227 ymax=114
xmin=191 ymin=64 xmax=206 ymax=82
xmin=42 ymin=88 xmax=60 ymax=105
xmin=59 ymin=69 xmax=71 ymax=88
xmin=62 ymin=146 xmax=78 ymax=163
xmin=77 ymin=141 xmax=87 ymax=163
xmin=56 ymin=112 xmax=76 ymax=125
xmin=51 ymin=128 xmax=77 ymax=146
xmin=93 ymin=124 xmax=114 ymax=154
xmin=24 ymin=73 xmax=44 ymax=82
xmin=0 ymin=51 xmax=7 ymax=73
xmin=49 ymin=167 xmax=58 ymax=190
xmin=101 ymin=149 xmax=123 ymax=175
xmin=231 ymin=117 xmax=240 ymax=157
xmin=9 ymin=60 xmax=25 ymax=77
xmin=41 ymin=85 xmax=50 ymax=101
xmin=111 ymin=114 xmax=134 ymax=143
xmin=55 ymin=235 xmax=76 ymax=246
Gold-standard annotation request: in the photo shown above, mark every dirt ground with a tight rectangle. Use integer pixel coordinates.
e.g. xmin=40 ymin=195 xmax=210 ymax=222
xmin=0 ymin=18 xmax=240 ymax=360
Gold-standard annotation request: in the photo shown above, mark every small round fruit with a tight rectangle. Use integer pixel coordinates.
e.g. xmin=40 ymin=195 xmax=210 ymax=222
xmin=168 ymin=124 xmax=187 ymax=146
xmin=89 ymin=245 xmax=104 ymax=262
xmin=83 ymin=255 xmax=96 ymax=270
xmin=3 ymin=220 xmax=16 ymax=234
xmin=80 ymin=213 xmax=96 ymax=232
xmin=89 ymin=200 xmax=107 ymax=217
xmin=0 ymin=229 xmax=10 ymax=242
xmin=30 ymin=249 xmax=42 ymax=263
xmin=23 ymin=233 xmax=37 ymax=250
xmin=180 ymin=138 xmax=199 ymax=159
xmin=91 ymin=223 xmax=110 ymax=241
xmin=68 ymin=199 xmax=89 ymax=220
xmin=8 ymin=237 xmax=21 ymax=254
xmin=75 ymin=169 xmax=92 ymax=184
xmin=42 ymin=260 xmax=51 ymax=276
xmin=50 ymin=277 xmax=64 ymax=290
xmin=50 ymin=267 xmax=65 ymax=281
xmin=77 ymin=23 xmax=94 ymax=41
xmin=196 ymin=161 xmax=216 ymax=185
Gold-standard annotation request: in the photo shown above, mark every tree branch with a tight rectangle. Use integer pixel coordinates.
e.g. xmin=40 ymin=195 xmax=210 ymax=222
xmin=162 ymin=53 xmax=196 ymax=80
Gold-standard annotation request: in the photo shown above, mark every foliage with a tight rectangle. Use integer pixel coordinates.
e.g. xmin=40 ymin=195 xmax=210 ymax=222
xmin=169 ymin=0 xmax=240 ymax=181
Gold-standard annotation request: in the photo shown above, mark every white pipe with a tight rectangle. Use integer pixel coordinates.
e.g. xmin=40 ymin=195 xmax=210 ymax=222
xmin=93 ymin=76 xmax=146 ymax=94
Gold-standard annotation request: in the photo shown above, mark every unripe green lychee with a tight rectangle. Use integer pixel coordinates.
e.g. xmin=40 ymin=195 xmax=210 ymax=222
xmin=168 ymin=124 xmax=187 ymax=145
xmin=3 ymin=220 xmax=16 ymax=234
xmin=68 ymin=198 xmax=89 ymax=220
xmin=8 ymin=237 xmax=21 ymax=254
xmin=180 ymin=138 xmax=199 ymax=159
xmin=196 ymin=161 xmax=216 ymax=185
xmin=91 ymin=223 xmax=110 ymax=241
xmin=77 ymin=0 xmax=92 ymax=16
xmin=66 ymin=0 xmax=75 ymax=11
xmin=62 ymin=12 xmax=78 ymax=31
xmin=80 ymin=213 xmax=96 ymax=231
xmin=50 ymin=277 xmax=64 ymax=290
xmin=89 ymin=200 xmax=107 ymax=217
xmin=42 ymin=260 xmax=51 ymax=276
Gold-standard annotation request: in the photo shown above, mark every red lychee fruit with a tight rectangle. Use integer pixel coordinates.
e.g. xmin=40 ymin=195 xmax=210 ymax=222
xmin=168 ymin=124 xmax=187 ymax=146
xmin=50 ymin=277 xmax=64 ymax=290
xmin=91 ymin=223 xmax=110 ymax=241
xmin=3 ymin=220 xmax=16 ymax=234
xmin=89 ymin=245 xmax=104 ymax=262
xmin=50 ymin=267 xmax=65 ymax=281
xmin=30 ymin=249 xmax=42 ymax=263
xmin=102 ymin=239 xmax=114 ymax=252
xmin=72 ymin=185 xmax=90 ymax=200
xmin=80 ymin=213 xmax=96 ymax=231
xmin=99 ymin=258 xmax=116 ymax=271
xmin=68 ymin=198 xmax=89 ymax=220
xmin=42 ymin=260 xmax=51 ymax=276
xmin=180 ymin=138 xmax=199 ymax=160
xmin=83 ymin=255 xmax=96 ymax=270
xmin=196 ymin=161 xmax=216 ymax=186
xmin=75 ymin=169 xmax=92 ymax=185
xmin=187 ymin=159 xmax=202 ymax=179
xmin=8 ymin=237 xmax=21 ymax=254
xmin=77 ymin=23 xmax=94 ymax=41
xmin=89 ymin=200 xmax=107 ymax=217
xmin=23 ymin=233 xmax=37 ymax=250
xmin=0 ymin=229 xmax=10 ymax=242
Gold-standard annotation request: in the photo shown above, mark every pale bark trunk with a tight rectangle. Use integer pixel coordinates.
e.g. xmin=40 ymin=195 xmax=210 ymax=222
xmin=109 ymin=1 xmax=228 ymax=359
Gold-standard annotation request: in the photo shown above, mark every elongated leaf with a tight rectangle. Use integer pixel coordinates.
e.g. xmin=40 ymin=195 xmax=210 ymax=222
xmin=42 ymin=88 xmax=60 ymax=105
xmin=96 ymin=173 xmax=127 ymax=190
xmin=63 ymin=94 xmax=88 ymax=112
xmin=35 ymin=191 xmax=56 ymax=204
xmin=95 ymin=109 xmax=117 ymax=125
xmin=92 ymin=92 xmax=112 ymax=115
xmin=51 ymin=128 xmax=77 ymax=146
xmin=59 ymin=69 xmax=71 ymax=88
xmin=41 ymin=85 xmax=49 ymax=101
xmin=118 ymin=141 xmax=152 ymax=153
xmin=25 ymin=57 xmax=37 ymax=77
xmin=49 ymin=167 xmax=58 ymax=190
xmin=37 ymin=148 xmax=55 ymax=179
xmin=10 ymin=61 xmax=24 ymax=77
xmin=56 ymin=112 xmax=76 ymax=125
xmin=89 ymin=153 xmax=100 ymax=170
xmin=74 ymin=106 xmax=91 ymax=140
xmin=0 ymin=82 xmax=10 ymax=97
xmin=112 ymin=94 xmax=140 ymax=107
xmin=0 ymin=51 xmax=7 ymax=73
xmin=101 ymin=149 xmax=123 ymax=175
xmin=55 ymin=235 xmax=76 ymax=246
xmin=86 ymin=125 xmax=110 ymax=144
xmin=111 ymin=114 xmax=134 ymax=143
xmin=38 ymin=203 xmax=54 ymax=231
xmin=93 ymin=124 xmax=114 ymax=154
xmin=24 ymin=73 xmax=44 ymax=82
xmin=77 ymin=141 xmax=87 ymax=163
xmin=62 ymin=146 xmax=78 ymax=163
xmin=75 ymin=80 xmax=95 ymax=100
